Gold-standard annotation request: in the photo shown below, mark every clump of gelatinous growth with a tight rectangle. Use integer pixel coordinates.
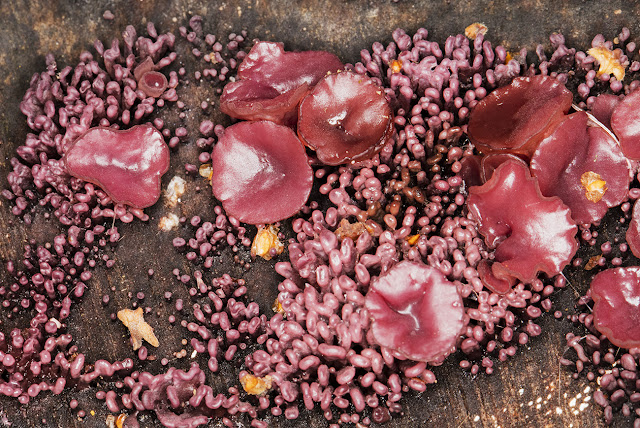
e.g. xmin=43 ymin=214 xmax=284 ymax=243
xmin=220 ymin=41 xmax=343 ymax=126
xmin=530 ymin=112 xmax=630 ymax=225
xmin=626 ymin=200 xmax=640 ymax=258
xmin=467 ymin=75 xmax=573 ymax=157
xmin=467 ymin=160 xmax=578 ymax=286
xmin=64 ymin=125 xmax=170 ymax=209
xmin=365 ymin=261 xmax=464 ymax=363
xmin=297 ymin=71 xmax=393 ymax=165
xmin=590 ymin=267 xmax=640 ymax=349
xmin=611 ymin=87 xmax=640 ymax=160
xmin=210 ymin=121 xmax=313 ymax=224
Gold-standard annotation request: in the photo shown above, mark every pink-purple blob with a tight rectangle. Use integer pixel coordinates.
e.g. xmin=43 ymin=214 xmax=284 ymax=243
xmin=611 ymin=87 xmax=640 ymax=160
xmin=467 ymin=75 xmax=573 ymax=157
xmin=220 ymin=41 xmax=343 ymax=126
xmin=467 ymin=160 xmax=578 ymax=284
xmin=63 ymin=125 xmax=170 ymax=209
xmin=590 ymin=267 xmax=640 ymax=349
xmin=297 ymin=71 xmax=393 ymax=165
xmin=530 ymin=111 xmax=631 ymax=225
xmin=364 ymin=261 xmax=464 ymax=363
xmin=210 ymin=121 xmax=313 ymax=224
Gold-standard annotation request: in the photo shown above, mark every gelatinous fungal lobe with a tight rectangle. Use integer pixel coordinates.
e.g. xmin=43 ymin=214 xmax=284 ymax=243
xmin=134 ymin=56 xmax=168 ymax=98
xmin=63 ymin=125 xmax=170 ymax=209
xmin=364 ymin=261 xmax=464 ymax=363
xmin=611 ymin=87 xmax=640 ymax=160
xmin=210 ymin=120 xmax=313 ymax=225
xmin=467 ymin=160 xmax=578 ymax=284
xmin=297 ymin=71 xmax=393 ymax=165
xmin=220 ymin=41 xmax=343 ymax=125
xmin=590 ymin=267 xmax=640 ymax=349
xmin=467 ymin=75 xmax=573 ymax=157
xmin=626 ymin=199 xmax=640 ymax=258
xmin=530 ymin=111 xmax=630 ymax=225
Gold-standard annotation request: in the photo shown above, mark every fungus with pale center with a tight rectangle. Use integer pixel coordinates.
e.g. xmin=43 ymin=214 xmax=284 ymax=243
xmin=364 ymin=261 xmax=464 ymax=363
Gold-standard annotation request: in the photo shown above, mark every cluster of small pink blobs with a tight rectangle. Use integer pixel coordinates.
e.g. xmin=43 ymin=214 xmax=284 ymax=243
xmin=157 ymin=22 xmax=598 ymax=427
xmin=551 ymin=29 xmax=640 ymax=428
xmin=0 ymin=21 xmax=182 ymax=417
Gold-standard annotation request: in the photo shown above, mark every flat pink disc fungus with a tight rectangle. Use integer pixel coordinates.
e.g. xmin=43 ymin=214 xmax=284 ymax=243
xmin=297 ymin=71 xmax=393 ymax=165
xmin=590 ymin=267 xmax=640 ymax=349
xmin=210 ymin=121 xmax=313 ymax=225
xmin=467 ymin=75 xmax=572 ymax=157
xmin=626 ymin=200 xmax=640 ymax=258
xmin=364 ymin=261 xmax=464 ymax=363
xmin=530 ymin=112 xmax=630 ymax=225
xmin=220 ymin=41 xmax=343 ymax=126
xmin=63 ymin=125 xmax=169 ymax=208
xmin=467 ymin=160 xmax=578 ymax=284
xmin=611 ymin=87 xmax=640 ymax=160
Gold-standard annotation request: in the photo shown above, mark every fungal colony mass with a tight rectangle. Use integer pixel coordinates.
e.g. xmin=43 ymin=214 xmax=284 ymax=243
xmin=4 ymin=13 xmax=640 ymax=428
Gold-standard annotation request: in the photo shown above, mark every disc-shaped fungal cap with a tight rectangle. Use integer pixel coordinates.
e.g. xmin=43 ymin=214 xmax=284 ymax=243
xmin=467 ymin=75 xmax=572 ymax=157
xmin=530 ymin=111 xmax=630 ymax=225
xmin=63 ymin=125 xmax=170 ymax=209
xmin=365 ymin=261 xmax=464 ymax=363
xmin=467 ymin=160 xmax=578 ymax=284
xmin=220 ymin=41 xmax=343 ymax=126
xmin=297 ymin=71 xmax=393 ymax=165
xmin=611 ymin=87 xmax=640 ymax=160
xmin=591 ymin=267 xmax=640 ymax=349
xmin=210 ymin=121 xmax=313 ymax=225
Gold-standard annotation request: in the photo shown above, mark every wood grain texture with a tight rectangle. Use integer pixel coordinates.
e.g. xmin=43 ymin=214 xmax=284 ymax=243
xmin=0 ymin=1 xmax=636 ymax=427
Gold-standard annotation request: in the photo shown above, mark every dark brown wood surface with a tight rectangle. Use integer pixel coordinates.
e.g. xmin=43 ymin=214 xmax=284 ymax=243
xmin=0 ymin=1 xmax=637 ymax=427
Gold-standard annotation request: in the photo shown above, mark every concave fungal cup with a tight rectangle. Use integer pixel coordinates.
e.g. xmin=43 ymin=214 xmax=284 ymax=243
xmin=64 ymin=125 xmax=170 ymax=209
xmin=8 ymin=12 xmax=640 ymax=428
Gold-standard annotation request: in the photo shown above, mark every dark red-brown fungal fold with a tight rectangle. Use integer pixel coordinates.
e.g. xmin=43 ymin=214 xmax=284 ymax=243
xmin=530 ymin=111 xmax=631 ymax=225
xmin=467 ymin=75 xmax=573 ymax=157
xmin=365 ymin=261 xmax=464 ymax=363
xmin=611 ymin=87 xmax=640 ymax=160
xmin=590 ymin=93 xmax=621 ymax=130
xmin=210 ymin=121 xmax=313 ymax=224
xmin=64 ymin=125 xmax=170 ymax=209
xmin=468 ymin=160 xmax=578 ymax=285
xmin=220 ymin=41 xmax=343 ymax=125
xmin=297 ymin=71 xmax=393 ymax=165
xmin=590 ymin=267 xmax=640 ymax=349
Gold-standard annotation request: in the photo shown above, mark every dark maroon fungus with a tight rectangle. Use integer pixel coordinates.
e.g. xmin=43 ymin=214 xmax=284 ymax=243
xmin=210 ymin=120 xmax=313 ymax=224
xmin=297 ymin=71 xmax=393 ymax=165
xmin=220 ymin=41 xmax=343 ymax=126
xmin=467 ymin=75 xmax=573 ymax=157
xmin=64 ymin=125 xmax=170 ymax=209
xmin=530 ymin=111 xmax=631 ymax=225
xmin=467 ymin=160 xmax=578 ymax=285
xmin=611 ymin=86 xmax=640 ymax=160
xmin=365 ymin=261 xmax=464 ymax=363
xmin=590 ymin=267 xmax=640 ymax=349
